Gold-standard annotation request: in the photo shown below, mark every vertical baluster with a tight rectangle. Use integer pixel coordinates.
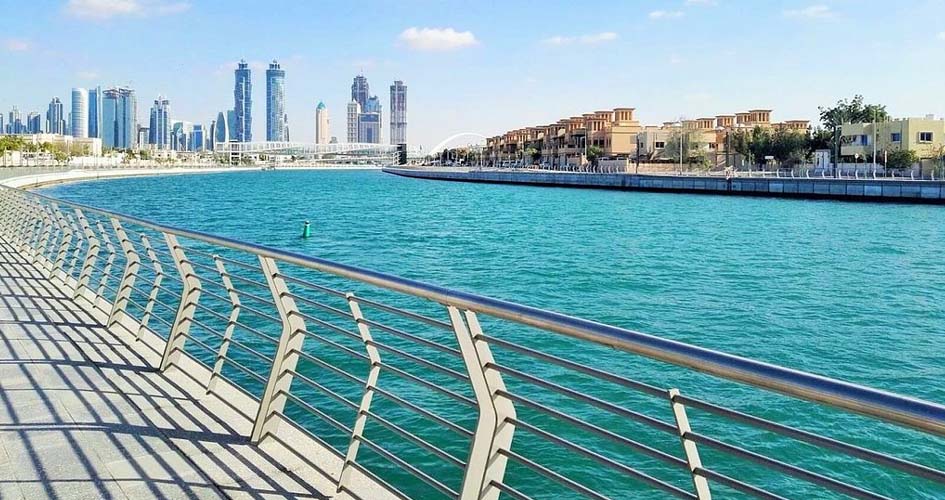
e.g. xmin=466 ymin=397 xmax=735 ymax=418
xmin=208 ymin=256 xmax=240 ymax=393
xmin=95 ymin=220 xmax=116 ymax=302
xmin=252 ymin=256 xmax=306 ymax=443
xmin=50 ymin=203 xmax=73 ymax=287
xmin=65 ymin=212 xmax=84 ymax=281
xmin=136 ymin=234 xmax=164 ymax=341
xmin=24 ymin=199 xmax=45 ymax=258
xmin=161 ymin=233 xmax=200 ymax=371
xmin=8 ymin=193 xmax=32 ymax=249
xmin=337 ymin=293 xmax=382 ymax=494
xmin=73 ymin=209 xmax=99 ymax=300
xmin=37 ymin=204 xmax=56 ymax=271
xmin=108 ymin=218 xmax=139 ymax=328
xmin=448 ymin=306 xmax=516 ymax=500
xmin=668 ymin=389 xmax=712 ymax=500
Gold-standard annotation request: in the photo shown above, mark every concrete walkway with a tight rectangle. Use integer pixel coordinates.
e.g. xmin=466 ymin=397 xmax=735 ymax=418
xmin=0 ymin=238 xmax=338 ymax=499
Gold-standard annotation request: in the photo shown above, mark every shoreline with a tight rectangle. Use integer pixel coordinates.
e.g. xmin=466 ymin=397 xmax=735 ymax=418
xmin=0 ymin=164 xmax=385 ymax=190
xmin=383 ymin=167 xmax=945 ymax=205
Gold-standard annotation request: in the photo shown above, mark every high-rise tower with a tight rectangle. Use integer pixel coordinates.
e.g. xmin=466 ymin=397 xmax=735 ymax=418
xmin=315 ymin=102 xmax=329 ymax=144
xmin=346 ymin=100 xmax=360 ymax=143
xmin=149 ymin=96 xmax=171 ymax=149
xmin=351 ymin=75 xmax=369 ymax=110
xmin=102 ymin=87 xmax=136 ymax=149
xmin=266 ymin=60 xmax=286 ymax=141
xmin=390 ymin=80 xmax=407 ymax=145
xmin=46 ymin=98 xmax=66 ymax=135
xmin=359 ymin=96 xmax=382 ymax=144
xmin=88 ymin=86 xmax=103 ymax=138
xmin=71 ymin=88 xmax=88 ymax=138
xmin=234 ymin=59 xmax=252 ymax=142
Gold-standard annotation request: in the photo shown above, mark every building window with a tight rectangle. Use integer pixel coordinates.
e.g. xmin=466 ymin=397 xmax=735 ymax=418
xmin=709 ymin=143 xmax=717 ymax=150
xmin=890 ymin=132 xmax=901 ymax=142
xmin=859 ymin=135 xmax=869 ymax=145
xmin=919 ymin=132 xmax=933 ymax=142
xmin=655 ymin=141 xmax=665 ymax=148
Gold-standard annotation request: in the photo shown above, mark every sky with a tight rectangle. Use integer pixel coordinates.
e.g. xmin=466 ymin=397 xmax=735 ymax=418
xmin=1 ymin=0 xmax=945 ymax=150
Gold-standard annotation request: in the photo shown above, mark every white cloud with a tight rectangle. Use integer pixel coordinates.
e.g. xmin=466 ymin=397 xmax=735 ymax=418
xmin=398 ymin=27 xmax=479 ymax=51
xmin=542 ymin=32 xmax=618 ymax=46
xmin=649 ymin=10 xmax=684 ymax=20
xmin=937 ymin=31 xmax=945 ymax=40
xmin=4 ymin=39 xmax=30 ymax=52
xmin=783 ymin=5 xmax=833 ymax=19
xmin=64 ymin=0 xmax=190 ymax=20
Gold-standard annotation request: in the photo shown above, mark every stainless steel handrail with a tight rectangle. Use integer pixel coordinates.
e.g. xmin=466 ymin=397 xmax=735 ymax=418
xmin=15 ymin=186 xmax=945 ymax=438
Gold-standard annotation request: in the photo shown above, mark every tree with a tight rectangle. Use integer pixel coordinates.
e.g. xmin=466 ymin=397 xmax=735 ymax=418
xmin=885 ymin=149 xmax=918 ymax=171
xmin=524 ymin=147 xmax=541 ymax=164
xmin=770 ymin=129 xmax=810 ymax=165
xmin=585 ymin=145 xmax=604 ymax=169
xmin=664 ymin=129 xmax=707 ymax=167
xmin=808 ymin=127 xmax=832 ymax=151
xmin=818 ymin=95 xmax=889 ymax=160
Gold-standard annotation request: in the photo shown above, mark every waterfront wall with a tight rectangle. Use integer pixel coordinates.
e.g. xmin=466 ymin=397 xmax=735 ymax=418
xmin=383 ymin=168 xmax=945 ymax=204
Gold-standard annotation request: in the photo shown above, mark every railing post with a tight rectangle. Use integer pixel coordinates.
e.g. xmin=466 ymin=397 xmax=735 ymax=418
xmin=108 ymin=218 xmax=140 ymax=328
xmin=208 ymin=256 xmax=240 ymax=393
xmin=337 ymin=293 xmax=382 ymax=494
xmin=448 ymin=305 xmax=516 ymax=500
xmin=252 ymin=255 xmax=306 ymax=443
xmin=161 ymin=233 xmax=200 ymax=371
xmin=95 ymin=220 xmax=116 ymax=300
xmin=668 ymin=389 xmax=712 ymax=500
xmin=136 ymin=234 xmax=163 ymax=341
xmin=65 ymin=212 xmax=85 ymax=281
xmin=9 ymin=194 xmax=33 ymax=250
xmin=37 ymin=205 xmax=56 ymax=270
xmin=50 ymin=203 xmax=73 ymax=285
xmin=23 ymin=199 xmax=45 ymax=258
xmin=73 ymin=209 xmax=99 ymax=299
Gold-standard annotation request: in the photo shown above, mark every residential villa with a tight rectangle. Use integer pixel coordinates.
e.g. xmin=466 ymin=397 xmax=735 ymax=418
xmin=841 ymin=116 xmax=945 ymax=161
xmin=484 ymin=108 xmax=810 ymax=170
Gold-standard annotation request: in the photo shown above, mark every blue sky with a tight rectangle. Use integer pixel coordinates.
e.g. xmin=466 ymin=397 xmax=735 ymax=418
xmin=2 ymin=0 xmax=945 ymax=149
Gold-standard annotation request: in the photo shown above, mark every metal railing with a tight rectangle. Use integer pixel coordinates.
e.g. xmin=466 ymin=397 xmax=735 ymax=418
xmin=1 ymin=183 xmax=944 ymax=499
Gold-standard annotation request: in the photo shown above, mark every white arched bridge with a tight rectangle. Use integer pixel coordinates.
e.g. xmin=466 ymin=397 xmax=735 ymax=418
xmin=215 ymin=141 xmax=406 ymax=161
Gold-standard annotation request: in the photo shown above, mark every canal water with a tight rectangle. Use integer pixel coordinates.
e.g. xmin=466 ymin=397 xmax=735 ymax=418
xmin=42 ymin=168 xmax=945 ymax=499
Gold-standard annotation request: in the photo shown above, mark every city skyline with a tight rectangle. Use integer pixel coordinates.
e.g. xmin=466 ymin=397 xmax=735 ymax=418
xmin=2 ymin=1 xmax=945 ymax=149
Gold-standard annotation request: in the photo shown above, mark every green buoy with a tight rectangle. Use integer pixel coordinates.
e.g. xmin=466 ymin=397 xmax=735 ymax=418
xmin=302 ymin=220 xmax=311 ymax=238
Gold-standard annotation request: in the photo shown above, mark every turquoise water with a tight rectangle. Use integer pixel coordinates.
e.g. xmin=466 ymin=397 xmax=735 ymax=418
xmin=42 ymin=169 xmax=945 ymax=498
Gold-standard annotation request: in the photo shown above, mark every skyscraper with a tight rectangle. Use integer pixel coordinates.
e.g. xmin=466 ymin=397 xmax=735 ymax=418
xmin=266 ymin=60 xmax=286 ymax=142
xmin=390 ymin=80 xmax=407 ymax=145
xmin=192 ymin=124 xmax=205 ymax=151
xmin=27 ymin=112 xmax=42 ymax=133
xmin=346 ymin=100 xmax=360 ymax=143
xmin=351 ymin=75 xmax=369 ymax=110
xmin=7 ymin=107 xmax=23 ymax=134
xmin=359 ymin=96 xmax=382 ymax=144
xmin=88 ymin=86 xmax=103 ymax=138
xmin=315 ymin=102 xmax=329 ymax=144
xmin=171 ymin=121 xmax=192 ymax=151
xmin=102 ymin=87 xmax=136 ymax=149
xmin=71 ymin=88 xmax=88 ymax=138
xmin=214 ymin=111 xmax=230 ymax=145
xmin=226 ymin=110 xmax=237 ymax=141
xmin=234 ymin=59 xmax=252 ymax=142
xmin=148 ymin=96 xmax=170 ymax=149
xmin=46 ymin=98 xmax=65 ymax=135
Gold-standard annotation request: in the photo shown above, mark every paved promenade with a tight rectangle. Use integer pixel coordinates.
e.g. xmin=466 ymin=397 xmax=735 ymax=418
xmin=0 ymin=238 xmax=336 ymax=499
